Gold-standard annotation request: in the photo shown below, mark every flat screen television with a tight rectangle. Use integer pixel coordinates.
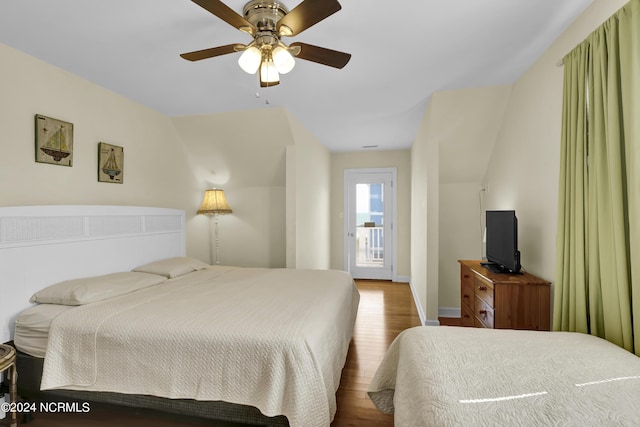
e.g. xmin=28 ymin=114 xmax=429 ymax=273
xmin=483 ymin=210 xmax=521 ymax=274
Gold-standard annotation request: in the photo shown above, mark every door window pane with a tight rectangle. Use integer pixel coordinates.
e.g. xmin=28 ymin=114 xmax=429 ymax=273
xmin=355 ymin=183 xmax=384 ymax=268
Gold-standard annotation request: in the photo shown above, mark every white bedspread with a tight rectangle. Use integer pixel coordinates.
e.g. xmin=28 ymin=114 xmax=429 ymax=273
xmin=42 ymin=266 xmax=359 ymax=427
xmin=368 ymin=326 xmax=640 ymax=426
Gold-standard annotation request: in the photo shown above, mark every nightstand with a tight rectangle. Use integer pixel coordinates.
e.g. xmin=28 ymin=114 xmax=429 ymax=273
xmin=0 ymin=344 xmax=17 ymax=427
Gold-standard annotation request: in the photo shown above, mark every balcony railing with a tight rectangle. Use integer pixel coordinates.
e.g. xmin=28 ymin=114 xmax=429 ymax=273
xmin=356 ymin=226 xmax=384 ymax=267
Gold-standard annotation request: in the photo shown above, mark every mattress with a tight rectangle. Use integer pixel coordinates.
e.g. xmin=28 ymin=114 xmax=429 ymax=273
xmin=368 ymin=326 xmax=640 ymax=426
xmin=14 ymin=304 xmax=75 ymax=358
xmin=41 ymin=266 xmax=359 ymax=427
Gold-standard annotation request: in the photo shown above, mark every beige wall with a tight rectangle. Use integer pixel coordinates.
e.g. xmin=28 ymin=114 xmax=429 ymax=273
xmin=0 ymin=42 xmax=194 ymax=211
xmin=330 ymin=150 xmax=411 ymax=279
xmin=170 ymin=108 xmax=292 ymax=267
xmin=427 ymin=85 xmax=512 ymax=312
xmin=411 ymin=101 xmax=439 ymax=324
xmin=439 ymin=182 xmax=483 ymax=310
xmin=169 ymin=109 xmax=332 ymax=269
xmin=285 ymin=111 xmax=331 ymax=269
xmin=411 ymin=85 xmax=511 ymax=322
xmin=482 ymin=0 xmax=628 ymax=286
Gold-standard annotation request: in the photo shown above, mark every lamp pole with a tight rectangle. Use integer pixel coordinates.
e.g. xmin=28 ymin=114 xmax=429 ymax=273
xmin=198 ymin=188 xmax=232 ymax=266
xmin=207 ymin=215 xmax=214 ymax=265
xmin=213 ymin=213 xmax=221 ymax=265
xmin=206 ymin=214 xmax=223 ymax=265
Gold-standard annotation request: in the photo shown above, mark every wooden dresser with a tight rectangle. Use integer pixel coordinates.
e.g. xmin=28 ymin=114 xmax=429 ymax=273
xmin=459 ymin=260 xmax=551 ymax=331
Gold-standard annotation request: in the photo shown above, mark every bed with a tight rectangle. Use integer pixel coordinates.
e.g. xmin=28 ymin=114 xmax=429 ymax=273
xmin=368 ymin=326 xmax=640 ymax=426
xmin=1 ymin=206 xmax=359 ymax=426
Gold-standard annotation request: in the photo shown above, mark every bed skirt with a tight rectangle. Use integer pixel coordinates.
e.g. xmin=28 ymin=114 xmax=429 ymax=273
xmin=14 ymin=347 xmax=288 ymax=426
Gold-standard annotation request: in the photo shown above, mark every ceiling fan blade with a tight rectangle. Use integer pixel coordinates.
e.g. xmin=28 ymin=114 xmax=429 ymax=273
xmin=191 ymin=0 xmax=255 ymax=35
xmin=290 ymin=42 xmax=351 ymax=69
xmin=180 ymin=44 xmax=243 ymax=61
xmin=277 ymin=0 xmax=342 ymax=37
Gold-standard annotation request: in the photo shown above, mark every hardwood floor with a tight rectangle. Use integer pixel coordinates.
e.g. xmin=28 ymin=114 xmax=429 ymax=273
xmin=3 ymin=280 xmax=427 ymax=426
xmin=331 ymin=280 xmax=422 ymax=426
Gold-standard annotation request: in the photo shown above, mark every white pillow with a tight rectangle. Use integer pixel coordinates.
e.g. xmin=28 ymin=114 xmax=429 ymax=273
xmin=30 ymin=272 xmax=167 ymax=305
xmin=132 ymin=256 xmax=209 ymax=278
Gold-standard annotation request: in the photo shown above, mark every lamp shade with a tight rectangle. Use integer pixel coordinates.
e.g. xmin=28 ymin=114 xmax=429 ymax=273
xmin=273 ymin=46 xmax=295 ymax=74
xmin=259 ymin=56 xmax=280 ymax=86
xmin=197 ymin=189 xmax=232 ymax=215
xmin=238 ymin=46 xmax=261 ymax=74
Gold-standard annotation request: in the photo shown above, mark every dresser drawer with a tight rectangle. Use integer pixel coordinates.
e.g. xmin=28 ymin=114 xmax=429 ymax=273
xmin=474 ymin=277 xmax=494 ymax=307
xmin=461 ymin=304 xmax=475 ymax=327
xmin=461 ymin=279 xmax=474 ymax=310
xmin=461 ymin=266 xmax=474 ymax=289
xmin=475 ymin=295 xmax=494 ymax=328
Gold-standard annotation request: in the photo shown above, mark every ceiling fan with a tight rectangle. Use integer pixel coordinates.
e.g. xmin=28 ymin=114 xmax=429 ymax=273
xmin=180 ymin=0 xmax=351 ymax=87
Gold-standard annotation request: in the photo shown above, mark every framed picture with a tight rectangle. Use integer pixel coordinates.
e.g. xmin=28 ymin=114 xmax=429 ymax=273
xmin=35 ymin=114 xmax=73 ymax=166
xmin=98 ymin=142 xmax=124 ymax=183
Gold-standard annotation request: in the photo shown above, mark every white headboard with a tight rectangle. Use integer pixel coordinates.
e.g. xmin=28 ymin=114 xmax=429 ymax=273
xmin=0 ymin=205 xmax=185 ymax=343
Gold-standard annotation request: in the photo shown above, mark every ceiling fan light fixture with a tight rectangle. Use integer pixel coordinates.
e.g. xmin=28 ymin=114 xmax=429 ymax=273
xmin=272 ymin=46 xmax=295 ymax=74
xmin=238 ymin=46 xmax=262 ymax=74
xmin=260 ymin=56 xmax=280 ymax=86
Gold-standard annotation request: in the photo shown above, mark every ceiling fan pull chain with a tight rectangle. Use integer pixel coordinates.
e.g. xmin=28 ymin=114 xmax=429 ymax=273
xmin=254 ymin=90 xmax=270 ymax=105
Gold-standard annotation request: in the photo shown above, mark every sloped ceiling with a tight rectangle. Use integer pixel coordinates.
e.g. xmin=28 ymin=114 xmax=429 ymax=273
xmin=432 ymin=85 xmax=513 ymax=184
xmin=0 ymin=0 xmax=592 ymax=152
xmin=171 ymin=108 xmax=292 ymax=188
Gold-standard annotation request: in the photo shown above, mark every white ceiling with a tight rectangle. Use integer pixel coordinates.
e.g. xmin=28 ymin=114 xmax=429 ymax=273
xmin=0 ymin=0 xmax=592 ymax=152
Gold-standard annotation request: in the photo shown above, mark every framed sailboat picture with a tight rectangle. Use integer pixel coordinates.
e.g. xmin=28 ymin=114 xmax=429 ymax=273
xmin=35 ymin=114 xmax=73 ymax=166
xmin=98 ymin=142 xmax=124 ymax=183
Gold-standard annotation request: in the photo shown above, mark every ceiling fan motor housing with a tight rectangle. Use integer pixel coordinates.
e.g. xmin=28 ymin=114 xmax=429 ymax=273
xmin=243 ymin=0 xmax=288 ymax=32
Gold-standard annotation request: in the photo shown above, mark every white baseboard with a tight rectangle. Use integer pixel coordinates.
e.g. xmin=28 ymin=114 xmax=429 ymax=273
xmin=406 ymin=281 xmax=461 ymax=326
xmin=438 ymin=307 xmax=461 ymax=318
xmin=395 ymin=275 xmax=411 ymax=283
xmin=408 ymin=278 xmax=426 ymax=326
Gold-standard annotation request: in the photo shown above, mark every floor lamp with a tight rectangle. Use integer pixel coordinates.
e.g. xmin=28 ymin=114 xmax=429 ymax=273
xmin=197 ymin=188 xmax=233 ymax=265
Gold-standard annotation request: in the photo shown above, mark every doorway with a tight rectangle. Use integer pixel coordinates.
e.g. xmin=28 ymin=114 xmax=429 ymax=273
xmin=344 ymin=168 xmax=396 ymax=280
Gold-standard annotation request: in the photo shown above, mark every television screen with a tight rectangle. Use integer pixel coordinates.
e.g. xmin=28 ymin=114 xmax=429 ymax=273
xmin=484 ymin=210 xmax=521 ymax=274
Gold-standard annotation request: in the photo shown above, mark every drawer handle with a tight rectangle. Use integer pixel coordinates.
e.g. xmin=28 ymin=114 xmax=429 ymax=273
xmin=479 ymin=310 xmax=488 ymax=318
xmin=463 ymin=295 xmax=469 ymax=299
xmin=463 ymin=274 xmax=470 ymax=279
xmin=478 ymin=286 xmax=487 ymax=291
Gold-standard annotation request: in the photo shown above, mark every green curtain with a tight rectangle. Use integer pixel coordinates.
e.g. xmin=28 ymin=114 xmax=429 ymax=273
xmin=554 ymin=0 xmax=640 ymax=355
